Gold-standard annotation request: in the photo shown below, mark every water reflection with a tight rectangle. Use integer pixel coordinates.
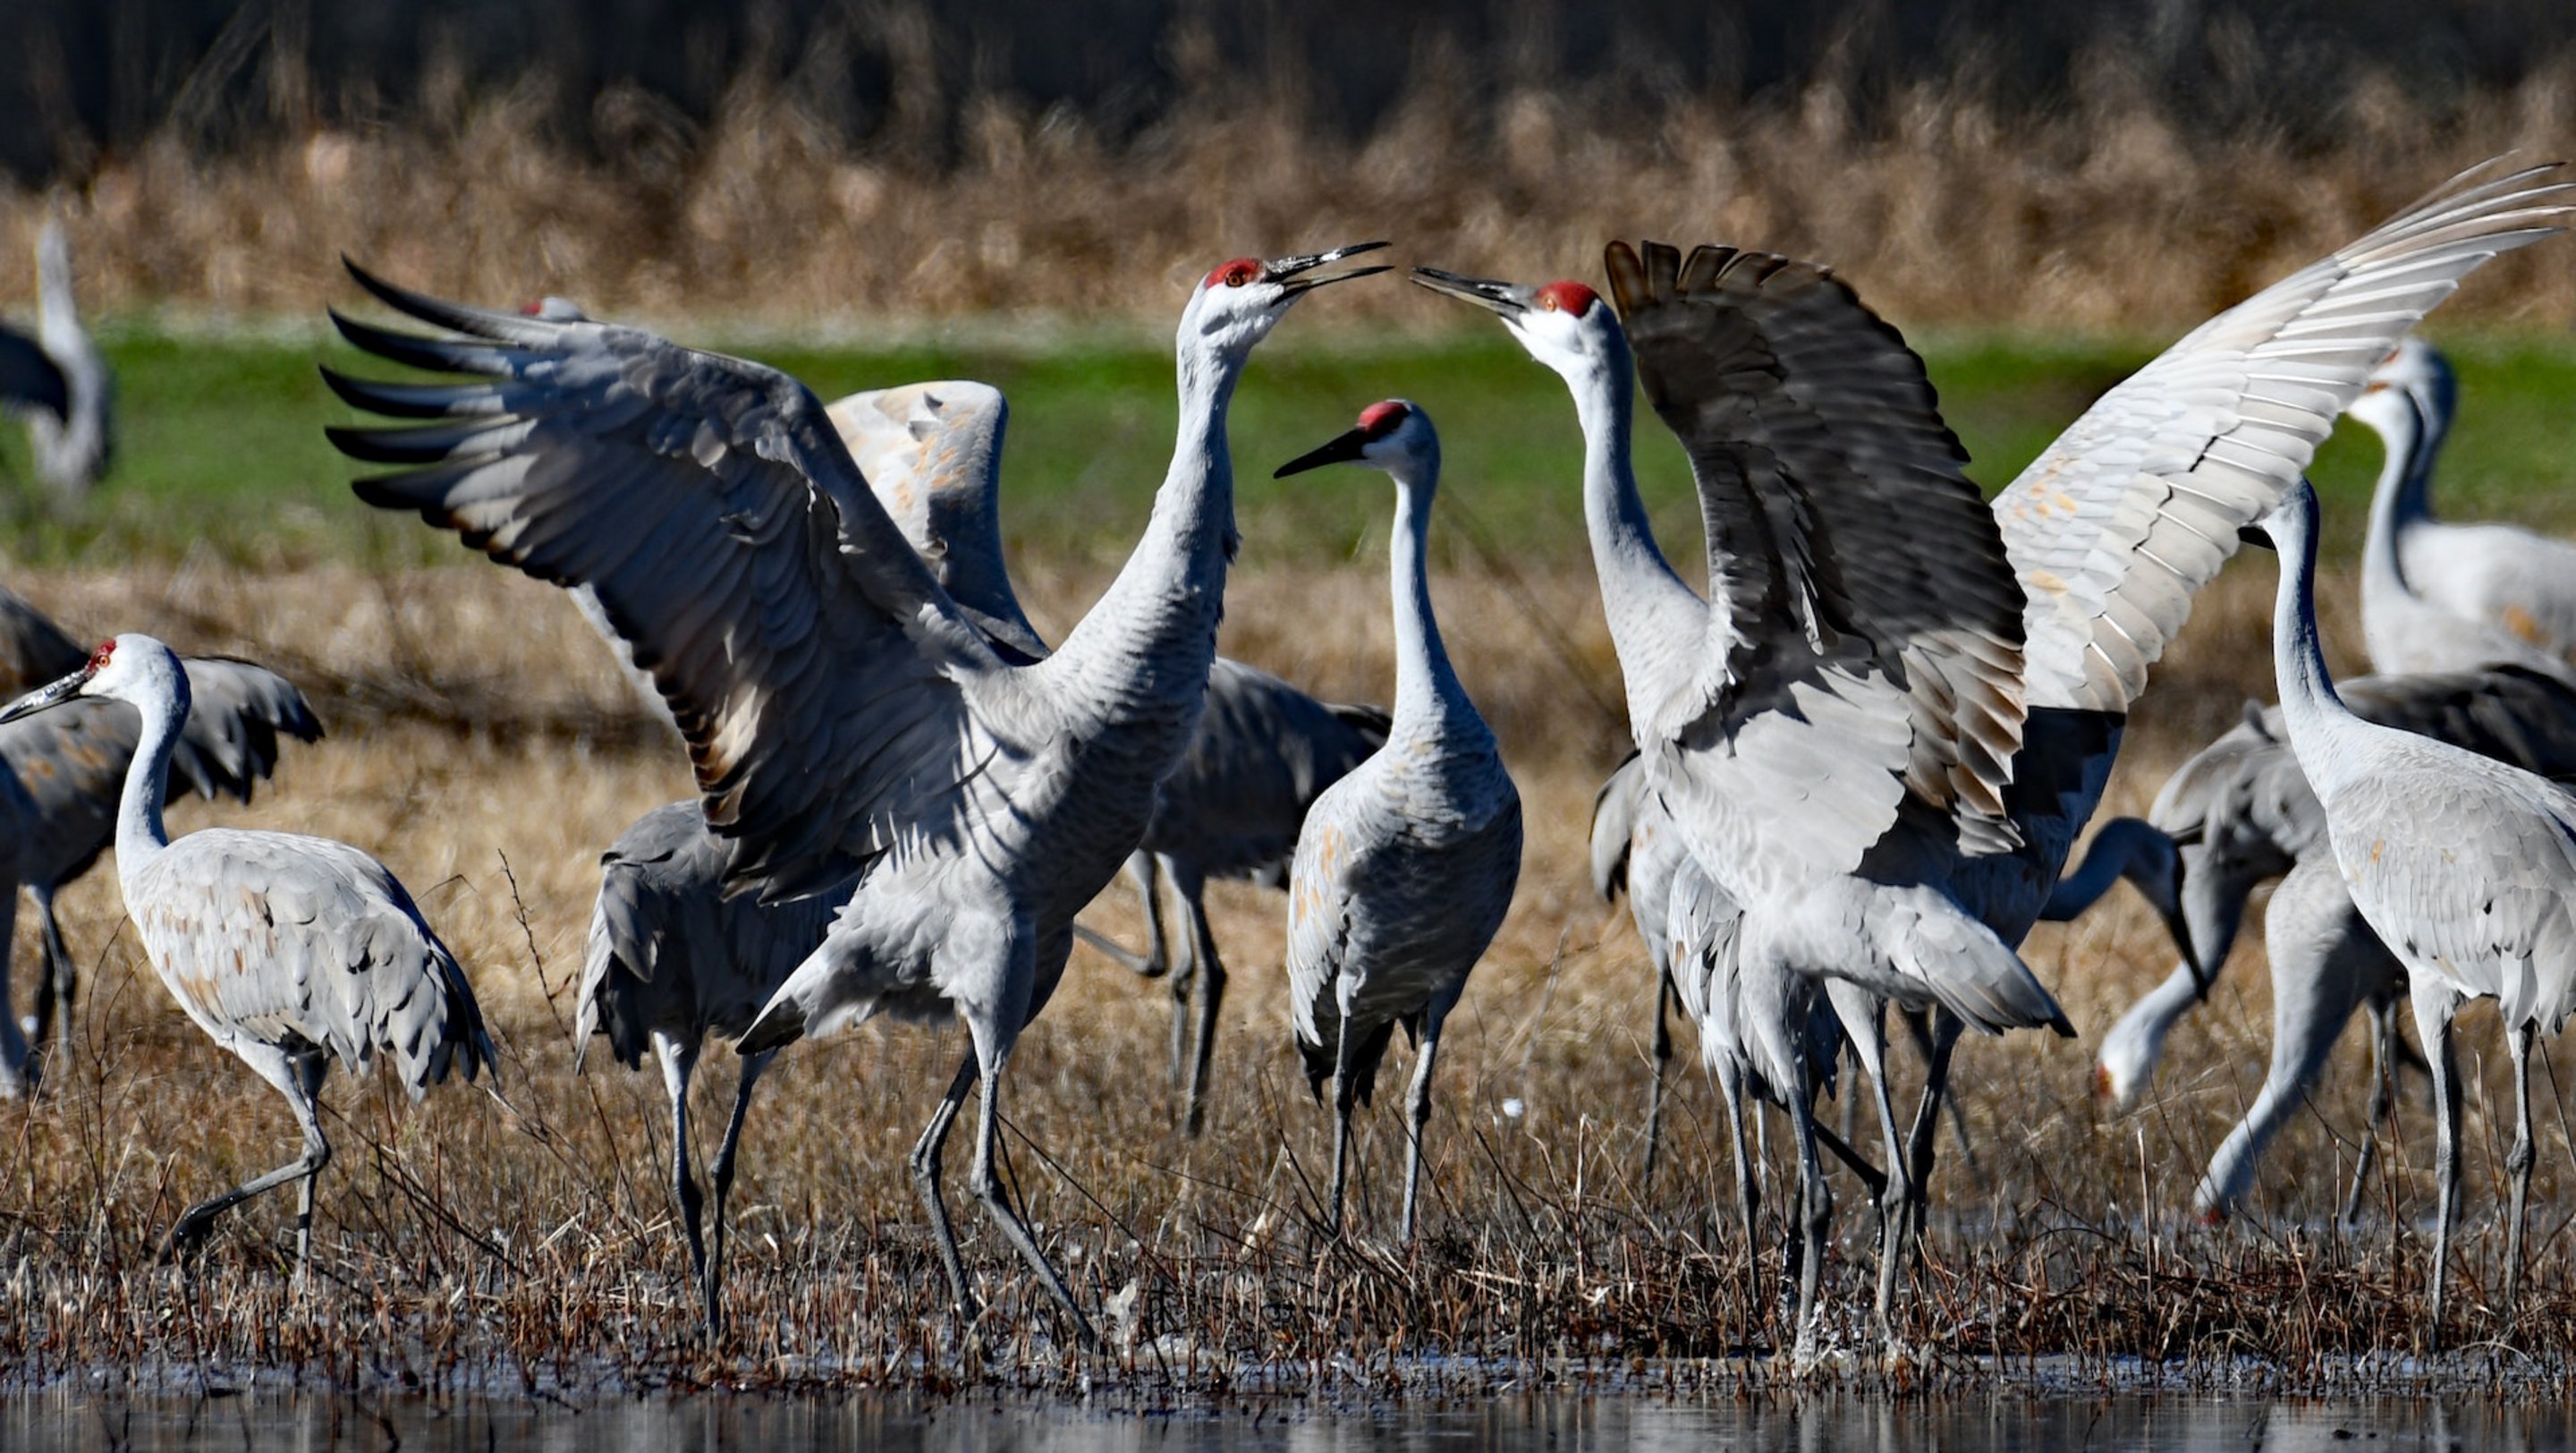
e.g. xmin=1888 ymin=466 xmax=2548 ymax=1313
xmin=4 ymin=1387 xmax=2567 ymax=1451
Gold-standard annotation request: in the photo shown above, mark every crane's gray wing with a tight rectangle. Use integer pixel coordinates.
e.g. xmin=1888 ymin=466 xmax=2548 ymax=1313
xmin=826 ymin=380 xmax=1047 ymax=660
xmin=580 ymin=800 xmax=837 ymax=1066
xmin=0 ymin=584 xmax=85 ymax=693
xmin=0 ymin=321 xmax=65 ymax=421
xmin=166 ymin=656 xmax=325 ymax=802
xmin=132 ymin=830 xmax=494 ymax=1094
xmin=2332 ymin=746 xmax=2576 ymax=1021
xmin=1606 ymin=241 xmax=2029 ymax=885
xmin=2334 ymin=665 xmax=2576 ymax=777
xmin=1997 ymin=161 xmax=2573 ymax=715
xmin=323 ymin=264 xmax=1003 ymax=900
xmin=1149 ymin=658 xmax=1387 ymax=879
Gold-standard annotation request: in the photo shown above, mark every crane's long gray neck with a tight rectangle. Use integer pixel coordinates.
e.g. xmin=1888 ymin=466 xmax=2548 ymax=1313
xmin=1045 ymin=332 xmax=1241 ymax=703
xmin=2267 ymin=491 xmax=2360 ymax=791
xmin=1385 ymin=448 xmax=1470 ymax=733
xmin=1568 ymin=343 xmax=1706 ymax=737
xmin=2361 ymin=393 xmax=2434 ymax=600
xmin=2040 ymin=819 xmax=2151 ymax=920
xmin=117 ymin=672 xmax=189 ymax=875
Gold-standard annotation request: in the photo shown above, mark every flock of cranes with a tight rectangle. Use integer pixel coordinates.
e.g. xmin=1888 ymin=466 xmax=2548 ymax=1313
xmin=10 ymin=157 xmax=2576 ymax=1364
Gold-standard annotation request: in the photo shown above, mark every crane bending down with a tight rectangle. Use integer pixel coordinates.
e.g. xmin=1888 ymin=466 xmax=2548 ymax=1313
xmin=1419 ymin=160 xmax=2572 ymax=1356
xmin=0 ymin=634 xmax=491 ymax=1269
xmin=2251 ymin=478 xmax=2576 ymax=1345
xmin=325 ymin=244 xmax=1388 ymax=1347
xmin=1075 ymin=660 xmax=1389 ymax=1136
xmin=0 ymin=222 xmax=111 ymax=498
xmin=582 ymin=801 xmax=837 ymax=1331
xmin=0 ymin=584 xmax=324 ymax=1097
xmin=2351 ymin=338 xmax=2576 ymax=675
xmin=2051 ymin=664 xmax=2576 ymax=1219
xmin=1274 ymin=400 xmax=1521 ymax=1239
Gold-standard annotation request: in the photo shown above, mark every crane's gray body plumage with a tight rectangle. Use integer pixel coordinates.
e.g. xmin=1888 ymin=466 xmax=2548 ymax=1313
xmin=0 ymin=584 xmax=323 ymax=1096
xmin=0 ymin=634 xmax=488 ymax=1269
xmin=2352 ymin=338 xmax=2576 ymax=676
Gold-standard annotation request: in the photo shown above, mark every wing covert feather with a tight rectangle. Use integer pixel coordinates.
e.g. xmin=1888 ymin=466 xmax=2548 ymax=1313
xmin=324 ymin=266 xmax=1001 ymax=898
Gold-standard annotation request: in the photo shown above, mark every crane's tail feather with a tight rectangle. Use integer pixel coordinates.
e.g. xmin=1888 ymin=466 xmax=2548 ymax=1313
xmin=1875 ymin=884 xmax=2075 ymax=1038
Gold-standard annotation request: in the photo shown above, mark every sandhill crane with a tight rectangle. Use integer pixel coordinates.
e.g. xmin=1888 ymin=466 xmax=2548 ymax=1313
xmin=0 ymin=634 xmax=491 ymax=1270
xmin=2351 ymin=338 xmax=2576 ymax=674
xmin=0 ymin=222 xmax=110 ymax=497
xmin=1074 ymin=662 xmax=1388 ymax=1135
xmin=325 ymin=243 xmax=1388 ymax=1346
xmin=1419 ymin=160 xmax=2572 ymax=1355
xmin=841 ymin=373 xmax=1399 ymax=1141
xmin=0 ymin=584 xmax=323 ymax=1096
xmin=2054 ymin=663 xmax=2576 ymax=1219
xmin=1272 ymin=400 xmax=1521 ymax=1239
xmin=581 ymin=801 xmax=836 ymax=1331
xmin=2251 ymin=476 xmax=2576 ymax=1343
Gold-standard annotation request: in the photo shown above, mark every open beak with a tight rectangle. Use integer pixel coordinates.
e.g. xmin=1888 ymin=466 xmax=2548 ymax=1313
xmin=1410 ymin=266 xmax=1533 ymax=318
xmin=1269 ymin=242 xmax=1393 ymax=296
xmin=0 ymin=667 xmax=91 ymax=726
xmin=1275 ymin=426 xmax=1371 ymax=479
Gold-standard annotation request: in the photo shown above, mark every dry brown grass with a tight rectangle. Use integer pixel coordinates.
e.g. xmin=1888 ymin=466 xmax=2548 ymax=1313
xmin=0 ymin=552 xmax=2572 ymax=1393
xmin=7 ymin=63 xmax=2576 ymax=336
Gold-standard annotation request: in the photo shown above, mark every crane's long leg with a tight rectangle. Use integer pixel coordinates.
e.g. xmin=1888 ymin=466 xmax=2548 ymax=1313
xmin=1899 ymin=1009 xmax=1965 ymax=1255
xmin=1713 ymin=1059 xmax=1761 ymax=1331
xmin=652 ymin=1033 xmax=708 ymax=1300
xmin=2407 ymin=975 xmax=2463 ymax=1352
xmin=1175 ymin=866 xmax=1227 ymax=1138
xmin=1327 ymin=1012 xmax=1362 ymax=1239
xmin=702 ymin=1046 xmax=775 ymax=1338
xmin=1826 ymin=981 xmax=1910 ymax=1343
xmin=2505 ymin=1017 xmax=2538 ymax=1322
xmin=909 ymin=1054 xmax=981 ymax=1322
xmin=1785 ymin=1061 xmax=1832 ymax=1367
xmin=27 ymin=885 xmax=72 ymax=1066
xmin=1400 ymin=986 xmax=1464 ymax=1242
xmin=165 ymin=1043 xmax=331 ymax=1270
xmin=960 ymin=1019 xmax=1097 ymax=1349
xmin=0 ymin=888 xmax=30 ymax=1099
xmin=1066 ymin=854 xmax=1169 ymax=978
xmin=2343 ymin=997 xmax=2403 ymax=1228
xmin=1642 ymin=973 xmax=1674 ymax=1195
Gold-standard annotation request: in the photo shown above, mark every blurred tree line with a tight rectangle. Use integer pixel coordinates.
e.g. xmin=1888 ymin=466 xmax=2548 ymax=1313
xmin=8 ymin=0 xmax=2575 ymax=184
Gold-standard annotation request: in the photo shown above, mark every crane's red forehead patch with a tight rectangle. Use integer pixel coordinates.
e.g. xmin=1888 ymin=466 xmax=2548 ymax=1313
xmin=87 ymin=640 xmax=114 ymax=671
xmin=520 ymin=299 xmax=546 ymax=316
xmin=1205 ymin=258 xmax=1265 ymax=289
xmin=1537 ymin=280 xmax=1599 ymax=316
xmin=1357 ymin=400 xmax=1411 ymax=438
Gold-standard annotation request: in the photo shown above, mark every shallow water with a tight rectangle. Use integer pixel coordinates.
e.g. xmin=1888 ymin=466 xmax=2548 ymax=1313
xmin=6 ymin=1389 xmax=2573 ymax=1452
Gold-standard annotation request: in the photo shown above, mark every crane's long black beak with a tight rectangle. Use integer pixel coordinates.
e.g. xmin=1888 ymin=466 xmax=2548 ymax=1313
xmin=1410 ymin=266 xmax=1531 ymax=317
xmin=1275 ymin=426 xmax=1371 ymax=479
xmin=1270 ymin=241 xmax=1393 ymax=296
xmin=0 ymin=667 xmax=90 ymax=726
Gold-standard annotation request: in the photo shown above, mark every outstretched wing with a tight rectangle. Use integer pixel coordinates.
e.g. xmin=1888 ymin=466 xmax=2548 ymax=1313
xmin=168 ymin=656 xmax=325 ymax=803
xmin=1999 ymin=160 xmax=2574 ymax=715
xmin=323 ymin=264 xmax=1000 ymax=900
xmin=826 ymin=380 xmax=1047 ymax=659
xmin=1608 ymin=241 xmax=2028 ymax=889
